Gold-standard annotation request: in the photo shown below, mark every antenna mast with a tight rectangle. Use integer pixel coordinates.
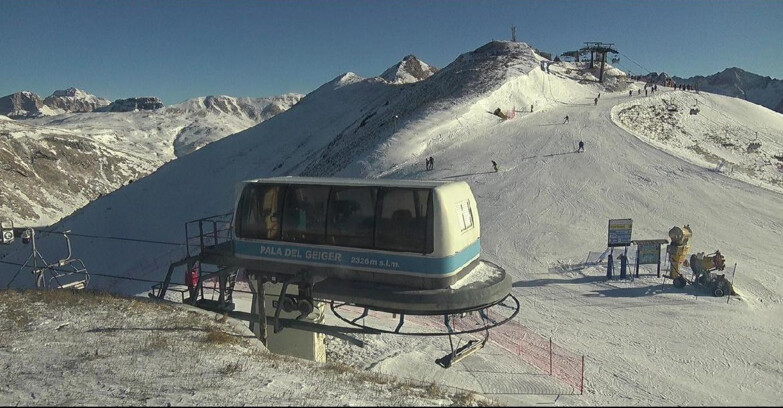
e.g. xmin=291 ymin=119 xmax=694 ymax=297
xmin=511 ymin=25 xmax=517 ymax=42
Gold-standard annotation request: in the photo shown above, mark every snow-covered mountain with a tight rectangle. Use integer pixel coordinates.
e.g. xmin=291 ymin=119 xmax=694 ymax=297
xmin=0 ymin=91 xmax=44 ymax=118
xmin=2 ymin=41 xmax=782 ymax=405
xmin=658 ymin=67 xmax=783 ymax=113
xmin=43 ymin=87 xmax=111 ymax=114
xmin=0 ymin=92 xmax=303 ymax=225
xmin=0 ymin=88 xmax=113 ymax=118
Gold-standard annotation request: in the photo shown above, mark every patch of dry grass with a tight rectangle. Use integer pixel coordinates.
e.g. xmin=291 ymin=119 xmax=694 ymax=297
xmin=203 ymin=329 xmax=239 ymax=345
xmin=218 ymin=360 xmax=244 ymax=376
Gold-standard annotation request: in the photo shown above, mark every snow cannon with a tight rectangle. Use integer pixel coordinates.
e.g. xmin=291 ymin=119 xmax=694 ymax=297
xmin=689 ymin=251 xmax=734 ymax=297
xmin=666 ymin=225 xmax=692 ymax=280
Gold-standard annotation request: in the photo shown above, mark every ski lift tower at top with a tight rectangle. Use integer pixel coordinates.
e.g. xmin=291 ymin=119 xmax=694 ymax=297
xmin=581 ymin=42 xmax=618 ymax=83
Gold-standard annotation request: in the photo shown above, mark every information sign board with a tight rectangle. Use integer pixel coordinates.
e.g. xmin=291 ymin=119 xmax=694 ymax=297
xmin=638 ymin=243 xmax=661 ymax=264
xmin=607 ymin=218 xmax=633 ymax=247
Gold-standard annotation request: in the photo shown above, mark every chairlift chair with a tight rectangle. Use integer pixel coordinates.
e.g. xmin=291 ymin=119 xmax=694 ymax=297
xmin=27 ymin=229 xmax=90 ymax=290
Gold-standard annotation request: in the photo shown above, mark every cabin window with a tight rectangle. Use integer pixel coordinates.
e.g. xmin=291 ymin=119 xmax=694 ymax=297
xmin=236 ymin=184 xmax=283 ymax=240
xmin=327 ymin=187 xmax=378 ymax=248
xmin=375 ymin=188 xmax=431 ymax=253
xmin=456 ymin=200 xmax=474 ymax=232
xmin=281 ymin=185 xmax=330 ymax=244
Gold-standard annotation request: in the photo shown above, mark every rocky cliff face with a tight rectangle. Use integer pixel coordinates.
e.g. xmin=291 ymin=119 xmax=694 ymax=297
xmin=43 ymin=88 xmax=111 ymax=113
xmin=380 ymin=55 xmax=439 ymax=84
xmin=97 ymin=97 xmax=164 ymax=112
xmin=0 ymin=92 xmax=44 ymax=118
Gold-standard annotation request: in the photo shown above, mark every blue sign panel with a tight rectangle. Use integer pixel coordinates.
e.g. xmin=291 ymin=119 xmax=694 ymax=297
xmin=233 ymin=239 xmax=481 ymax=277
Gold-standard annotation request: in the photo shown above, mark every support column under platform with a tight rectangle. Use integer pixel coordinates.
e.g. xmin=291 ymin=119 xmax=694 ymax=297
xmin=244 ymin=272 xmax=326 ymax=362
xmin=247 ymin=273 xmax=267 ymax=346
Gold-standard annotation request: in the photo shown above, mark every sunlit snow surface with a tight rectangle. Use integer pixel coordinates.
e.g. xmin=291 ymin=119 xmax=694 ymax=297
xmin=2 ymin=41 xmax=782 ymax=406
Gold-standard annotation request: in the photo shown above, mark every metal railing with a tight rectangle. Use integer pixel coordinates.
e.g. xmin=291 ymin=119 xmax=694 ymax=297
xmin=185 ymin=212 xmax=234 ymax=257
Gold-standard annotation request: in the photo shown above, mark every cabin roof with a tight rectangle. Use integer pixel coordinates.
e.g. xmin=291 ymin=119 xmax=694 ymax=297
xmin=242 ymin=176 xmax=455 ymax=189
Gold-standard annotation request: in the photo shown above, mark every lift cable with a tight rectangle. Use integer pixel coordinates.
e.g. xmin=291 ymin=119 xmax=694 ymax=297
xmin=34 ymin=229 xmax=185 ymax=247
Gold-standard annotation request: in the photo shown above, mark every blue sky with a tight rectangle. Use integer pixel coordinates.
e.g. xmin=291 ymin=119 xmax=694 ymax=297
xmin=2 ymin=0 xmax=781 ymax=105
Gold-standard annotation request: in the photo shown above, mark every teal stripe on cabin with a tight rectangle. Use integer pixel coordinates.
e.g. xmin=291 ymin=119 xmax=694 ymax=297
xmin=233 ymin=239 xmax=481 ymax=276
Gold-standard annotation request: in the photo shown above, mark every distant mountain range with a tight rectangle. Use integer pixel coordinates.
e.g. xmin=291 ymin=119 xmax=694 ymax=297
xmin=2 ymin=59 xmax=781 ymax=226
xmin=645 ymin=68 xmax=783 ymax=113
xmin=0 ymin=91 xmax=303 ymax=225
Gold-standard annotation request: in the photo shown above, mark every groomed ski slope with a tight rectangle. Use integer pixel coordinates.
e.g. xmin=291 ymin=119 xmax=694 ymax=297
xmin=2 ymin=42 xmax=781 ymax=405
xmin=345 ymin=65 xmax=783 ymax=405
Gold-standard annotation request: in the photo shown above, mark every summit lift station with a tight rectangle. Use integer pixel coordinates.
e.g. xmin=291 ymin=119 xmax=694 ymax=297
xmin=152 ymin=177 xmax=519 ymax=367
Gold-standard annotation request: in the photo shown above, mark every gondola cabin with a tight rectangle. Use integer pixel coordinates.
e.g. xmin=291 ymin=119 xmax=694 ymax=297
xmin=232 ymin=177 xmax=481 ymax=290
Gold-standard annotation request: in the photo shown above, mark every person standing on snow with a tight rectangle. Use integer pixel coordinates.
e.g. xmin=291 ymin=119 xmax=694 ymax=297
xmin=491 ymin=160 xmax=499 ymax=172
xmin=563 ymin=115 xmax=569 ymax=124
xmin=594 ymin=97 xmax=598 ymax=105
xmin=578 ymin=140 xmax=584 ymax=152
xmin=429 ymin=156 xmax=434 ymax=171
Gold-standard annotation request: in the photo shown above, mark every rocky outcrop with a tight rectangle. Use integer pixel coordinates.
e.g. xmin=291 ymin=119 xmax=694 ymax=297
xmin=380 ymin=55 xmax=439 ymax=84
xmin=98 ymin=97 xmax=164 ymax=112
xmin=43 ymin=87 xmax=111 ymax=113
xmin=0 ymin=91 xmax=44 ymax=118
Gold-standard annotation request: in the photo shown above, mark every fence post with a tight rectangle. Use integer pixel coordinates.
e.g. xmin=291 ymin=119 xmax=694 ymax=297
xmin=549 ymin=337 xmax=553 ymax=376
xmin=580 ymin=355 xmax=585 ymax=395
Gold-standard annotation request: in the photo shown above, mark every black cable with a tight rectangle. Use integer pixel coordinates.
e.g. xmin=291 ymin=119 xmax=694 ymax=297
xmin=35 ymin=230 xmax=185 ymax=246
xmin=618 ymin=52 xmax=654 ymax=75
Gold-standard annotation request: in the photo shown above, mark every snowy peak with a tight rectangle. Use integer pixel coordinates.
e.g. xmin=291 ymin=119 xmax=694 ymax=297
xmin=43 ymin=87 xmax=111 ymax=113
xmin=672 ymin=67 xmax=783 ymax=113
xmin=380 ymin=55 xmax=438 ymax=84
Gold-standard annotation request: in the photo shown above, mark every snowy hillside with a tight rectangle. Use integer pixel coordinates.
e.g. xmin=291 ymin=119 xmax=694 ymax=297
xmin=1 ymin=41 xmax=782 ymax=405
xmin=0 ymin=289 xmax=490 ymax=406
xmin=0 ymin=93 xmax=303 ymax=225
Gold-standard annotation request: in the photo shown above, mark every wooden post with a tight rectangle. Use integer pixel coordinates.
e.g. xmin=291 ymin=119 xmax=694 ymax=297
xmin=248 ymin=272 xmax=267 ymax=346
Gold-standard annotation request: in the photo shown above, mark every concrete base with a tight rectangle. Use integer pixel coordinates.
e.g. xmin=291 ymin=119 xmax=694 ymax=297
xmin=264 ymin=282 xmax=327 ymax=363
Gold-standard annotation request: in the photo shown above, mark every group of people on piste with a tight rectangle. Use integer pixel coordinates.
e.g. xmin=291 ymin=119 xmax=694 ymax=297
xmin=422 ymin=83 xmax=652 ymax=174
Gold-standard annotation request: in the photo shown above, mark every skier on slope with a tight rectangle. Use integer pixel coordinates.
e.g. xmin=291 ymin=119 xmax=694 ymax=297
xmin=492 ymin=160 xmax=499 ymax=172
xmin=578 ymin=140 xmax=585 ymax=153
xmin=563 ymin=115 xmax=569 ymax=124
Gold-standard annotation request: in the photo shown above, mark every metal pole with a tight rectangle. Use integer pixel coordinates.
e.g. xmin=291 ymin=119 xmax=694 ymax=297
xmin=635 ymin=245 xmax=640 ymax=277
xmin=581 ymin=355 xmax=585 ymax=395
xmin=727 ymin=263 xmax=738 ymax=305
xmin=549 ymin=337 xmax=553 ymax=376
